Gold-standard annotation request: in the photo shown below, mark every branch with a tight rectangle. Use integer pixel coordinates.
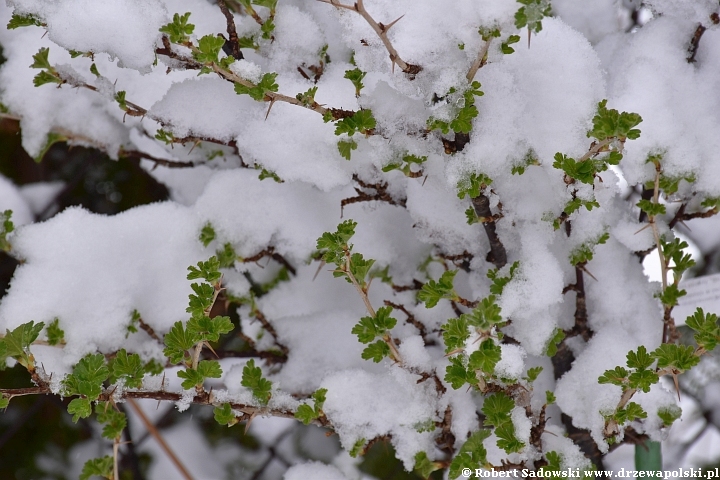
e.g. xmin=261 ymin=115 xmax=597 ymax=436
xmin=318 ymin=0 xmax=422 ymax=77
xmin=471 ymin=194 xmax=507 ymax=268
xmin=466 ymin=38 xmax=492 ymax=82
xmin=120 ymin=149 xmax=195 ymax=169
xmin=217 ymin=0 xmax=243 ymax=60
xmin=687 ymin=24 xmax=707 ymax=63
xmin=341 ymin=175 xmax=406 ymax=216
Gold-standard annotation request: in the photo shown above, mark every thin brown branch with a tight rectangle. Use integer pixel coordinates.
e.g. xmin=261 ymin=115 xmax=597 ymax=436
xmin=687 ymin=24 xmax=707 ymax=63
xmin=250 ymin=307 xmax=290 ymax=356
xmin=120 ymin=149 xmax=195 ymax=169
xmin=217 ymin=0 xmax=243 ymax=60
xmin=242 ymin=246 xmax=296 ymax=276
xmin=127 ymin=398 xmax=195 ymax=480
xmin=383 ymin=300 xmax=430 ymax=343
xmin=471 ymin=194 xmax=507 ymax=268
xmin=341 ymin=174 xmax=406 ymax=216
xmin=318 ymin=0 xmax=421 ymax=77
xmin=466 ymin=39 xmax=492 ymax=82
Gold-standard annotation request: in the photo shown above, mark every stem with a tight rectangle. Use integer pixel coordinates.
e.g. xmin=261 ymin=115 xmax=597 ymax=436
xmin=466 ymin=39 xmax=491 ymax=82
xmin=113 ymin=436 xmax=120 ymax=480
xmin=127 ymin=398 xmax=195 ymax=480
xmin=318 ymin=0 xmax=421 ymax=75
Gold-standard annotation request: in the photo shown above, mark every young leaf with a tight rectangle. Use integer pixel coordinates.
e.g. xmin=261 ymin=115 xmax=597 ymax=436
xmin=626 ymin=345 xmax=654 ymax=371
xmin=460 ymin=296 xmax=503 ymax=330
xmin=598 ymin=366 xmax=629 ymax=387
xmin=68 ymin=397 xmax=92 ymax=423
xmin=95 ymin=403 xmax=127 ymax=439
xmin=417 ymin=270 xmax=457 ymax=308
xmin=589 ymin=99 xmax=642 ymax=141
xmin=234 ymin=73 xmax=279 ymax=101
xmin=344 ymin=68 xmax=366 ymax=97
xmin=468 ymin=339 xmax=502 ymax=375
xmin=187 ymin=256 xmax=222 ymax=284
xmin=525 ymin=366 xmax=543 ymax=383
xmin=80 ymin=456 xmax=113 ymax=480
xmin=7 ymin=13 xmax=44 ymax=29
xmin=163 ymin=321 xmax=200 ymax=364
xmin=628 ymin=369 xmax=659 ymax=393
xmin=448 ymin=429 xmax=491 ymax=479
xmin=186 ymin=315 xmax=234 ymax=342
xmin=481 ymin=392 xmax=514 ymax=427
xmin=334 ymin=110 xmax=376 ymax=137
xmin=337 ymin=139 xmax=358 ymax=160
xmin=442 ymin=316 xmax=470 ymax=353
xmin=214 ymin=403 xmax=238 ymax=426
xmin=651 ymin=344 xmax=700 ymax=372
xmin=30 ymin=47 xmax=52 ymax=70
xmin=63 ymin=353 xmax=110 ymax=400
xmin=2 ymin=321 xmax=44 ymax=367
xmin=545 ymin=328 xmax=565 ymax=357
xmin=295 ymin=404 xmax=318 ymax=425
xmin=495 ymin=422 xmax=524 ymax=453
xmin=657 ymin=404 xmax=682 ymax=427
xmin=361 ymin=340 xmax=391 ymax=363
xmin=159 ymin=12 xmax=195 ymax=44
xmin=414 ymin=452 xmax=442 ymax=478
xmin=199 ymin=223 xmax=216 ymax=247
xmin=685 ymin=308 xmax=720 ymax=351
xmin=242 ymin=359 xmax=272 ymax=404
xmin=111 ymin=349 xmax=145 ymax=388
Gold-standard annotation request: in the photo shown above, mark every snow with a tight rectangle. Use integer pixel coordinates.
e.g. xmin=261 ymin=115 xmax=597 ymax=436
xmin=0 ymin=0 xmax=717 ymax=475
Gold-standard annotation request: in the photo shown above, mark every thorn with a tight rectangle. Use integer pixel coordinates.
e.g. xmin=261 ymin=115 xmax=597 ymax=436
xmin=527 ymin=27 xmax=531 ymax=49
xmin=205 ymin=341 xmax=219 ymax=358
xmin=384 ymin=14 xmax=404 ymax=31
xmin=634 ymin=223 xmax=652 ymax=235
xmin=264 ymin=98 xmax=276 ymax=121
xmin=244 ymin=411 xmax=257 ymax=434
xmin=672 ymin=373 xmax=681 ymax=401
xmin=422 ymin=175 xmax=428 ymax=186
xmin=313 ymin=260 xmax=326 ymax=281
xmin=580 ymin=265 xmax=598 ymax=282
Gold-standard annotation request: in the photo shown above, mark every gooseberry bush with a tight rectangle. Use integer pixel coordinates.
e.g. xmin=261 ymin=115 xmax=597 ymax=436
xmin=0 ymin=0 xmax=720 ymax=478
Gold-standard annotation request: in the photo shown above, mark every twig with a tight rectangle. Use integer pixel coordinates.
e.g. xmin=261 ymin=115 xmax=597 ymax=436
xmin=687 ymin=24 xmax=707 ymax=63
xmin=217 ymin=0 xmax=243 ymax=60
xmin=318 ymin=0 xmax=421 ymax=76
xmin=127 ymin=398 xmax=195 ymax=480
xmin=466 ymin=39 xmax=492 ymax=82
xmin=471 ymin=194 xmax=507 ymax=268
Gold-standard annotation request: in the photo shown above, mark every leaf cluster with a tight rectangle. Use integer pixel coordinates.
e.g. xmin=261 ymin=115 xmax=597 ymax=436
xmin=160 ymin=12 xmax=194 ymax=44
xmin=382 ymin=154 xmax=427 ymax=177
xmin=234 ymin=73 xmax=279 ymax=101
xmin=589 ymin=100 xmax=642 ymax=142
xmin=30 ymin=48 xmax=62 ymax=87
xmin=7 ymin=13 xmax=44 ymax=29
xmin=457 ymin=172 xmax=492 ymax=200
xmin=514 ymin=0 xmax=552 ymax=33
xmin=352 ymin=306 xmax=396 ymax=344
xmin=418 ymin=270 xmax=457 ymax=308
xmin=569 ymin=232 xmax=609 ymax=266
xmin=487 ymin=261 xmax=520 ymax=295
xmin=686 ymin=308 xmax=720 ymax=351
xmin=661 ymin=238 xmax=695 ymax=283
xmin=482 ymin=392 xmax=524 ymax=453
xmin=334 ymin=109 xmax=376 ymax=137
xmin=344 ymin=68 xmax=366 ymax=97
xmin=177 ymin=360 xmax=222 ymax=389
xmin=427 ymin=81 xmax=483 ymax=135
xmin=0 ymin=321 xmax=44 ymax=371
xmin=214 ymin=403 xmax=239 ymax=427
xmin=448 ymin=429 xmax=491 ymax=478
xmin=316 ymin=220 xmax=357 ymax=266
xmin=294 ymin=388 xmax=328 ymax=424
xmin=63 ymin=354 xmax=110 ymax=422
xmin=95 ymin=402 xmax=127 ymax=439
xmin=80 ymin=456 xmax=113 ymax=480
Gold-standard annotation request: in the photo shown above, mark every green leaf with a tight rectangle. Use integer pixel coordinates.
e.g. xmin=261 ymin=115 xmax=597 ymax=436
xmin=155 ymin=129 xmax=175 ymax=145
xmin=178 ymin=360 xmax=222 ymax=389
xmin=0 ymin=395 xmax=8 ymax=409
xmin=442 ymin=317 xmax=470 ymax=353
xmin=487 ymin=261 xmax=520 ymax=295
xmin=111 ymin=349 xmax=145 ymax=388
xmin=352 ymin=306 xmax=396 ymax=344
xmin=242 ymin=359 xmax=272 ymax=404
xmin=570 ymin=232 xmax=609 ymax=266
xmin=656 ymin=283 xmax=686 ymax=307
xmin=545 ymin=328 xmax=565 ymax=357
xmin=159 ymin=12 xmax=195 ymax=44
xmin=199 ymin=223 xmax=216 ymax=247
xmin=80 ymin=456 xmax=113 ymax=480
xmin=637 ymin=199 xmax=666 ymax=217
xmin=685 ymin=308 xmax=720 ymax=351
xmin=598 ymin=366 xmax=629 ymax=387
xmin=187 ymin=257 xmax=222 ymax=284
xmin=445 ymin=356 xmax=475 ymax=389
xmin=64 ymin=353 xmax=109 ymax=400
xmin=652 ymin=343 xmax=699 ymax=371
xmin=457 ymin=172 xmax=492 ymax=199
xmin=449 ymin=104 xmax=478 ymax=134
xmin=628 ymin=369 xmax=659 ymax=393
xmin=589 ymin=99 xmax=643 ymax=141
xmin=626 ymin=345 xmax=654 ymax=370
xmin=0 ymin=209 xmax=14 ymax=252
xmin=214 ymin=403 xmax=238 ymax=426
xmin=337 ymin=139 xmax=358 ymax=160
xmin=414 ymin=451 xmax=442 ymax=478
xmin=30 ymin=47 xmax=52 ymax=70
xmin=564 ymin=197 xmax=600 ymax=216
xmin=349 ymin=438 xmax=366 ymax=458
xmin=426 ymin=116 xmax=450 ymax=134
xmin=541 ymin=451 xmax=562 ymax=472
xmin=334 ymin=110 xmax=376 ymax=137
xmin=615 ymin=402 xmax=647 ymax=424
xmin=95 ymin=402 xmax=127 ymax=439
xmin=234 ymin=73 xmax=279 ymax=101
xmin=3 ymin=320 xmax=43 ymax=358
xmin=348 ymin=253 xmax=375 ymax=287
xmin=657 ymin=404 xmax=682 ymax=427
xmin=468 ymin=339 xmax=502 ymax=375
xmin=163 ymin=321 xmax=200 ymax=364
xmin=215 ymin=242 xmax=237 ymax=268
xmin=495 ymin=422 xmax=524 ymax=453
xmin=525 ymin=366 xmax=543 ymax=383
xmin=361 ymin=340 xmax=391 ymax=363
xmin=44 ymin=318 xmax=64 ymax=346
xmin=68 ymin=397 xmax=92 ymax=423
xmin=448 ymin=429 xmax=491 ymax=479
xmin=295 ymin=404 xmax=317 ymax=425
xmin=501 ymin=35 xmax=521 ymax=54
xmin=33 ymin=70 xmax=62 ymax=87
xmin=296 ymin=86 xmax=318 ymax=107
xmin=553 ymin=153 xmax=596 ymax=184
xmin=545 ymin=390 xmax=556 ymax=405
xmin=316 ymin=220 xmax=357 ymax=266
xmin=514 ymin=0 xmax=552 ymax=33
xmin=461 ymin=296 xmax=503 ymax=330
xmin=8 ymin=13 xmax=43 ymax=29
xmin=187 ymin=315 xmax=234 ymax=342
xmin=417 ymin=270 xmax=457 ymax=308
xmin=344 ymin=68 xmax=366 ymax=97
xmin=482 ymin=392 xmax=514 ymax=428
